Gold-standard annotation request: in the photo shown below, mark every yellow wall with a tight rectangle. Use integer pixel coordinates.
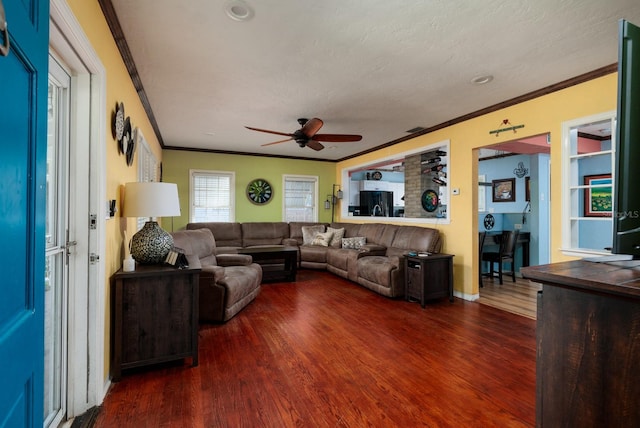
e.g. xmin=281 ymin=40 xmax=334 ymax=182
xmin=67 ymin=0 xmax=164 ymax=381
xmin=337 ymin=73 xmax=618 ymax=298
xmin=162 ymin=151 xmax=337 ymax=229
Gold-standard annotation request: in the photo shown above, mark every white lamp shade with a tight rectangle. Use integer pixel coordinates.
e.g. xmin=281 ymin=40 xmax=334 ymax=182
xmin=123 ymin=182 xmax=181 ymax=218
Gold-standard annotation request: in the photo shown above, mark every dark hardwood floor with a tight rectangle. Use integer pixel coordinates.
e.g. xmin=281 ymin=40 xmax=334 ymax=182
xmin=95 ymin=270 xmax=535 ymax=427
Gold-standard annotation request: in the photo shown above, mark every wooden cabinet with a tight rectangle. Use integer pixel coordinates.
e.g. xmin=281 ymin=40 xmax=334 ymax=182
xmin=111 ymin=258 xmax=201 ymax=381
xmin=522 ymin=260 xmax=640 ymax=427
xmin=404 ymin=253 xmax=454 ymax=307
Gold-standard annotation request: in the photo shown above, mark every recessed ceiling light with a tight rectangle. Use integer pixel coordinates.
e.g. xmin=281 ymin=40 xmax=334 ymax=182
xmin=471 ymin=75 xmax=494 ymax=85
xmin=225 ymin=0 xmax=254 ymax=21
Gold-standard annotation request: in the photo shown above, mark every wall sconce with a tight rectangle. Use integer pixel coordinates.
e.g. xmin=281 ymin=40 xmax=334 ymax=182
xmin=328 ymin=184 xmax=343 ymax=222
xmin=334 ymin=184 xmax=343 ymax=201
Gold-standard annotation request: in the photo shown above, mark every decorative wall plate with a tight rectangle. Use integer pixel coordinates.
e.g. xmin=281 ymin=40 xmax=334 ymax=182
xmin=246 ymin=178 xmax=273 ymax=204
xmin=126 ymin=127 xmax=138 ymax=166
xmin=483 ymin=214 xmax=495 ymax=230
xmin=121 ymin=117 xmax=131 ymax=159
xmin=114 ymin=102 xmax=125 ymax=144
xmin=421 ymin=189 xmax=439 ymax=212
xmin=371 ymin=171 xmax=382 ymax=180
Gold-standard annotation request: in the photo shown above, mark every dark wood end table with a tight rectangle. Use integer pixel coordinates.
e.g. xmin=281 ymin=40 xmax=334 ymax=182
xmin=111 ymin=256 xmax=201 ymax=381
xmin=404 ymin=253 xmax=454 ymax=307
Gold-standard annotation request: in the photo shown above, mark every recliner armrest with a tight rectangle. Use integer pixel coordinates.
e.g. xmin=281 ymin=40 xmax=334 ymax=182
xmin=357 ymin=244 xmax=387 ymax=258
xmin=217 ymin=253 xmax=254 ymax=267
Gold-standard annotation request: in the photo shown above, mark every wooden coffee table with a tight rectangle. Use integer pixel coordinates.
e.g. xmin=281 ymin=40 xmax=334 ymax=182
xmin=238 ymin=246 xmax=298 ymax=282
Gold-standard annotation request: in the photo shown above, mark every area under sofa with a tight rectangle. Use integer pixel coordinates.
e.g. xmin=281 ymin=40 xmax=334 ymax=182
xmin=186 ymin=221 xmax=442 ymax=299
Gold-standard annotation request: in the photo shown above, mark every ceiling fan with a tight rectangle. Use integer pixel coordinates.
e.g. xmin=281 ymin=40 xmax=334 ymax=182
xmin=245 ymin=118 xmax=362 ymax=151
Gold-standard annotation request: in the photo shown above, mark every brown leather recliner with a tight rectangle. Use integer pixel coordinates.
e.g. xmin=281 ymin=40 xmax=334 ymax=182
xmin=171 ymin=228 xmax=262 ymax=322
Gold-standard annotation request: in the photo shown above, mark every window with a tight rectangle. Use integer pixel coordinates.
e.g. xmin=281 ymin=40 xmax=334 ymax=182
xmin=562 ymin=111 xmax=616 ymax=255
xmin=136 ymin=129 xmax=159 ymax=183
xmin=283 ymin=175 xmax=318 ymax=222
xmin=136 ymin=130 xmax=159 ymax=230
xmin=190 ymin=170 xmax=235 ymax=222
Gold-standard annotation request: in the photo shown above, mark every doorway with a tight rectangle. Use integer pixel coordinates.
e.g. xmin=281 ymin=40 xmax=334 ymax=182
xmin=476 ymin=133 xmax=551 ymax=318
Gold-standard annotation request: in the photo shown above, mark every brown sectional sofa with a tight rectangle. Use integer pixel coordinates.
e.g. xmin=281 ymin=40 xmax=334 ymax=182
xmin=186 ymin=221 xmax=442 ymax=299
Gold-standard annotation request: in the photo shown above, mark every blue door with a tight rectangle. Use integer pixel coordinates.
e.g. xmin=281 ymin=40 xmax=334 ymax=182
xmin=0 ymin=0 xmax=49 ymax=426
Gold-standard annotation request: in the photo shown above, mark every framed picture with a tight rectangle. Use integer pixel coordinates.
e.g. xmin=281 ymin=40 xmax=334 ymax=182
xmin=584 ymin=174 xmax=612 ymax=217
xmin=492 ymin=178 xmax=515 ymax=202
xmin=525 ymin=176 xmax=530 ymax=202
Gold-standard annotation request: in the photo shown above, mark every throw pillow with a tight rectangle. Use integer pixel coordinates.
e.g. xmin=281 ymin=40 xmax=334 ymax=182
xmin=302 ymin=225 xmax=326 ymax=245
xmin=341 ymin=236 xmax=366 ymax=249
xmin=327 ymin=227 xmax=345 ymax=247
xmin=311 ymin=231 xmax=334 ymax=247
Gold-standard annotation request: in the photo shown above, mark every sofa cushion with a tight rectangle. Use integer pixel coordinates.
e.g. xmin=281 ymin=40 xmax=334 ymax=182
xmin=327 ymin=227 xmax=345 ymax=247
xmin=300 ymin=245 xmax=329 ymax=264
xmin=220 ymin=266 xmax=262 ymax=303
xmin=288 ymin=222 xmax=329 ymax=245
xmin=358 ymin=223 xmax=398 ymax=248
xmin=331 ymin=222 xmax=361 ymax=238
xmin=342 ymin=236 xmax=366 ymax=249
xmin=201 ymin=265 xmax=225 ymax=282
xmin=311 ymin=231 xmax=333 ymax=246
xmin=357 ymin=255 xmax=400 ymax=288
xmin=242 ymin=222 xmax=289 ymax=247
xmin=388 ymin=225 xmax=441 ymax=256
xmin=187 ymin=222 xmax=242 ymax=248
xmin=302 ymin=225 xmax=326 ymax=245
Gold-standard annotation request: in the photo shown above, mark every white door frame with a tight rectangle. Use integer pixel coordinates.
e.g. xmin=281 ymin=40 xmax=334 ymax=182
xmin=50 ymin=0 xmax=107 ymax=416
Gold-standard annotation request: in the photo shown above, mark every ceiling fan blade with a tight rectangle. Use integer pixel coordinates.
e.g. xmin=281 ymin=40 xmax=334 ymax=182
xmin=306 ymin=140 xmax=324 ymax=151
xmin=261 ymin=137 xmax=293 ymax=147
xmin=245 ymin=126 xmax=293 ymax=138
xmin=312 ymin=134 xmax=363 ymax=142
xmin=300 ymin=118 xmax=324 ymax=138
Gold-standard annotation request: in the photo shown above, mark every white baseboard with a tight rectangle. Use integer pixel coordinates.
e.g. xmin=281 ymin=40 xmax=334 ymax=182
xmin=454 ymin=290 xmax=479 ymax=301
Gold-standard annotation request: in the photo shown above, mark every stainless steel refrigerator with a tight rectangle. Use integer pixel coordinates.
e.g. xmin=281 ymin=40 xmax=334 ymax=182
xmin=359 ymin=191 xmax=394 ymax=217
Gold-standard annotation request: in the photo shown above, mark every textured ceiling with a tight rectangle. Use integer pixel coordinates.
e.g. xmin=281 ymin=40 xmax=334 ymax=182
xmin=109 ymin=0 xmax=640 ymax=161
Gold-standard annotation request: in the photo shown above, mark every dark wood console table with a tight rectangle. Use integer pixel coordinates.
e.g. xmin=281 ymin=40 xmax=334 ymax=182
xmin=111 ymin=256 xmax=201 ymax=381
xmin=404 ymin=253 xmax=454 ymax=307
xmin=522 ymin=260 xmax=640 ymax=427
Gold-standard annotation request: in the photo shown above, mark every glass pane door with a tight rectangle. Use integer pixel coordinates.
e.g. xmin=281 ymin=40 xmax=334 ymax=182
xmin=44 ymin=57 xmax=70 ymax=428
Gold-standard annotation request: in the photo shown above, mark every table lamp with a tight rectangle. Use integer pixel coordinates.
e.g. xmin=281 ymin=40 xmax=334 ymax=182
xmin=123 ymin=182 xmax=181 ymax=264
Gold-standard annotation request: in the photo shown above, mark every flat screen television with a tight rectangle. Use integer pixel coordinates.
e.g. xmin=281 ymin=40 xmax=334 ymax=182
xmin=613 ymin=20 xmax=640 ymax=257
